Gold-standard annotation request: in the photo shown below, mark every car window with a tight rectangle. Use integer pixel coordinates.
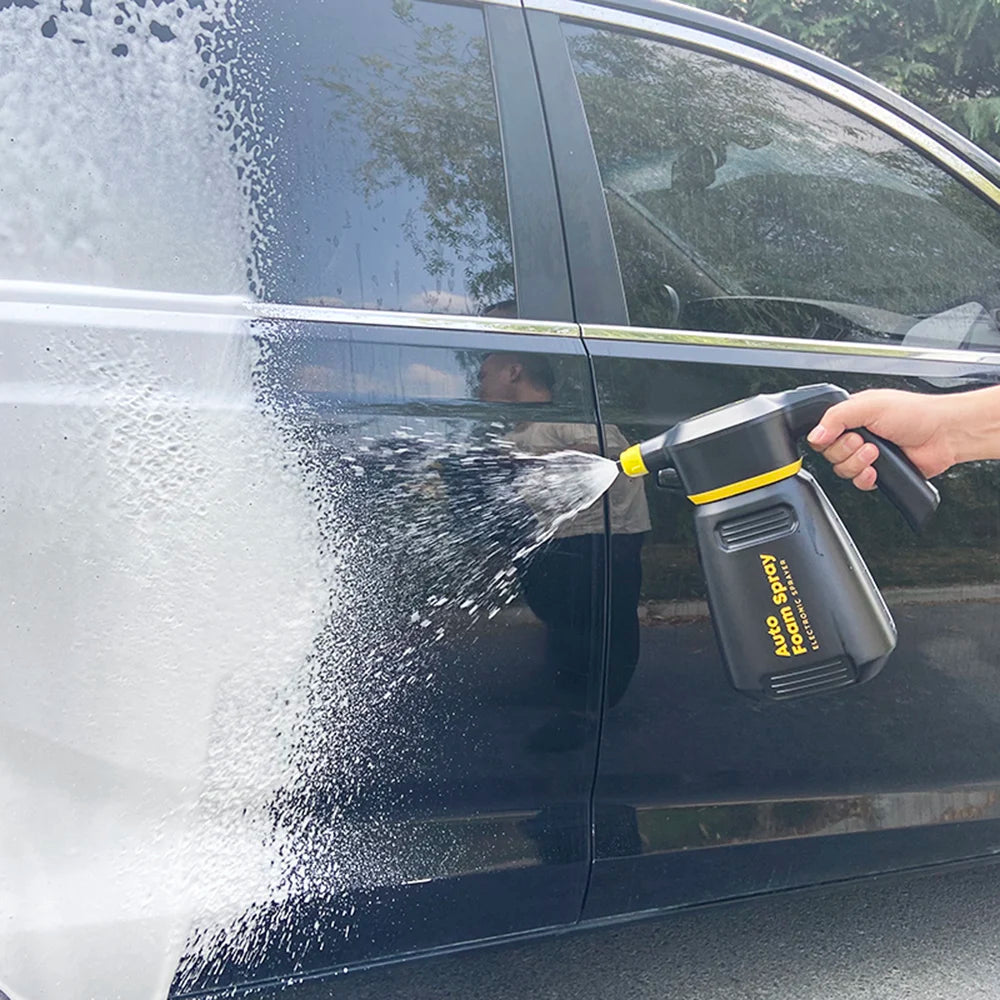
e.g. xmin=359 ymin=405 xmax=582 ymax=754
xmin=0 ymin=0 xmax=516 ymax=316
xmin=562 ymin=21 xmax=1000 ymax=349
xmin=254 ymin=0 xmax=516 ymax=314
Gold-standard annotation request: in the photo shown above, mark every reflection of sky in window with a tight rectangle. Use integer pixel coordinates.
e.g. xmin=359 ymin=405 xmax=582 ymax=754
xmin=610 ymin=143 xmax=937 ymax=203
xmin=565 ymin=21 xmax=943 ymax=205
xmin=243 ymin=0 xmax=508 ymax=313
xmin=297 ymin=342 xmax=471 ymax=401
xmin=600 ymin=48 xmax=936 ymax=202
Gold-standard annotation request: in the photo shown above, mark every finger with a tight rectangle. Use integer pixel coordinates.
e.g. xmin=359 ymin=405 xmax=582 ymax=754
xmin=807 ymin=392 xmax=889 ymax=448
xmin=831 ymin=441 xmax=879 ymax=481
xmin=818 ymin=431 xmax=866 ymax=466
xmin=853 ymin=466 xmax=877 ymax=491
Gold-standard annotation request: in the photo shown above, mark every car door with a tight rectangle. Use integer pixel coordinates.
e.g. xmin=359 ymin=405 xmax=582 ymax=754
xmin=527 ymin=0 xmax=1000 ymax=920
xmin=0 ymin=2 xmax=606 ymax=997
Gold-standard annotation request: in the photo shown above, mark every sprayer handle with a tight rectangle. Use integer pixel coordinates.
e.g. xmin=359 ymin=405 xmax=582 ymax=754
xmin=782 ymin=383 xmax=940 ymax=532
xmin=854 ymin=429 xmax=940 ymax=531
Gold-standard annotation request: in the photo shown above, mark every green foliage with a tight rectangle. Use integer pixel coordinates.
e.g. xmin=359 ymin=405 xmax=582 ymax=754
xmin=685 ymin=0 xmax=1000 ymax=156
xmin=942 ymin=94 xmax=1000 ymax=145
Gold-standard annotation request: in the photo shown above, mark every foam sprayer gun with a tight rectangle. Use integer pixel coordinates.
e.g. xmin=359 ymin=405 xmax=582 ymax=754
xmin=618 ymin=384 xmax=940 ymax=699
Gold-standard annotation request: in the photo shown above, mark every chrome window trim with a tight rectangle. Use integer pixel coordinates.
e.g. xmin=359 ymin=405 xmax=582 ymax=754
xmin=526 ymin=0 xmax=1000 ymax=209
xmin=251 ymin=302 xmax=579 ymax=337
xmin=0 ymin=279 xmax=248 ymax=314
xmin=5 ymin=281 xmax=1000 ymax=356
xmin=583 ymin=322 xmax=1000 ymax=367
xmin=0 ymin=282 xmax=579 ymax=337
xmin=0 ymin=280 xmax=250 ymax=333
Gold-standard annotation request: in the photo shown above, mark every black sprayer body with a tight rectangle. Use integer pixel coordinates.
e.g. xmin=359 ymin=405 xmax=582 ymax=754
xmin=618 ymin=384 xmax=940 ymax=699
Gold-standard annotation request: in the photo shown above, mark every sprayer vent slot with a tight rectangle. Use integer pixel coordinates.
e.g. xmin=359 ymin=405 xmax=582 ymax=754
xmin=717 ymin=505 xmax=797 ymax=551
xmin=766 ymin=658 xmax=857 ymax=699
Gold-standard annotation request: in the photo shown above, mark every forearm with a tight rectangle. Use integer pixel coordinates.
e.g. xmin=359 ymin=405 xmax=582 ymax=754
xmin=945 ymin=385 xmax=1000 ymax=464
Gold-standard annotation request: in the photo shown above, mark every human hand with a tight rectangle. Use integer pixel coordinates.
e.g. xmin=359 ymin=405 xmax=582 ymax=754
xmin=806 ymin=389 xmax=961 ymax=490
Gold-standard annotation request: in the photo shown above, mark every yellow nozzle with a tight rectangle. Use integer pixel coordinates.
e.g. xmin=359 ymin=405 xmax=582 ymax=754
xmin=618 ymin=444 xmax=648 ymax=478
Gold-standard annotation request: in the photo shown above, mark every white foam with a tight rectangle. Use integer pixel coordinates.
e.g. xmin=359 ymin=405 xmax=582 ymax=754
xmin=0 ymin=5 xmax=628 ymax=996
xmin=0 ymin=3 xmax=327 ymax=998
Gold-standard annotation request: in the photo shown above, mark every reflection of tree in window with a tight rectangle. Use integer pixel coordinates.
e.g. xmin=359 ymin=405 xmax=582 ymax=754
xmin=320 ymin=2 xmax=514 ymax=312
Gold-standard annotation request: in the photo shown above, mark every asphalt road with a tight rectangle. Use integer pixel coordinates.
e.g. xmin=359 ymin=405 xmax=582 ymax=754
xmin=239 ymin=858 xmax=1000 ymax=1000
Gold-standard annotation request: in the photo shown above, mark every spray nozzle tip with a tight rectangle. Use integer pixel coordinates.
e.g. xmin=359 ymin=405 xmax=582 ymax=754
xmin=618 ymin=444 xmax=649 ymax=478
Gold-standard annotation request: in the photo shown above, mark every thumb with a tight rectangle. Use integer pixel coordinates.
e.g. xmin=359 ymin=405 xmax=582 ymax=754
xmin=806 ymin=393 xmax=884 ymax=448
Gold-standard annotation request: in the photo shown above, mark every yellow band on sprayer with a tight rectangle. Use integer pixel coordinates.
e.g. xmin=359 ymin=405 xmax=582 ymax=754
xmin=618 ymin=444 xmax=648 ymax=478
xmin=687 ymin=458 xmax=803 ymax=505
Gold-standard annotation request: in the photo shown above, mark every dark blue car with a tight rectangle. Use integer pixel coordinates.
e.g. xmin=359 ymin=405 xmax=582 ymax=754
xmin=3 ymin=1 xmax=1000 ymax=997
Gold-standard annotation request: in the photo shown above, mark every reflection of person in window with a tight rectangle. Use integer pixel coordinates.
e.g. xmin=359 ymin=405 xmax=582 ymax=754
xmin=476 ymin=351 xmax=651 ymax=719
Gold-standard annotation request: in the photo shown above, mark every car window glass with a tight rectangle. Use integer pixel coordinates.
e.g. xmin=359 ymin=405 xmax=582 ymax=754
xmin=252 ymin=0 xmax=513 ymax=313
xmin=563 ymin=21 xmax=1000 ymax=349
xmin=254 ymin=0 xmax=516 ymax=314
xmin=0 ymin=0 xmax=516 ymax=316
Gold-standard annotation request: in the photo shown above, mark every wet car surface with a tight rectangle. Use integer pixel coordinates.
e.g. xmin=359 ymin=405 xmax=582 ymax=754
xmin=3 ymin=0 xmax=1000 ymax=997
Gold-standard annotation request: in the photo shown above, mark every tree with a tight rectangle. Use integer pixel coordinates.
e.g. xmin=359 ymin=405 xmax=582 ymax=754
xmin=684 ymin=0 xmax=1000 ymax=157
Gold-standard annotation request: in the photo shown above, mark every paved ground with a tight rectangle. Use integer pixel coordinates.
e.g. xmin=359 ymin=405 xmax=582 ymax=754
xmin=236 ymin=857 xmax=1000 ymax=999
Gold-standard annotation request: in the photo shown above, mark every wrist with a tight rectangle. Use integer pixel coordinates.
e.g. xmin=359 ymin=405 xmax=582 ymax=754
xmin=946 ymin=385 xmax=1000 ymax=465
